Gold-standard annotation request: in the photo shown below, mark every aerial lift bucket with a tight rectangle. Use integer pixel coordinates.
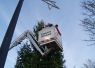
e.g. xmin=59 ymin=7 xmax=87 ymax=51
xmin=38 ymin=25 xmax=63 ymax=55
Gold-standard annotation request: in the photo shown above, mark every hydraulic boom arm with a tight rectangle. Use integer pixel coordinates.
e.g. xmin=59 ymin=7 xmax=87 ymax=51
xmin=9 ymin=30 xmax=44 ymax=56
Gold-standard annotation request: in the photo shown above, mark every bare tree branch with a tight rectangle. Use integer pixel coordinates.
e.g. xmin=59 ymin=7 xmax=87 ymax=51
xmin=42 ymin=0 xmax=60 ymax=9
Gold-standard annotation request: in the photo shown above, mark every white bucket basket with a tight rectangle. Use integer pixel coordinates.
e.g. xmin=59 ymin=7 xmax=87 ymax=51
xmin=38 ymin=25 xmax=63 ymax=52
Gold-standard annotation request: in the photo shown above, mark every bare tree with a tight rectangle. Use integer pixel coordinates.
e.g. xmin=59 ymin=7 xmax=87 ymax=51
xmin=82 ymin=59 xmax=95 ymax=68
xmin=82 ymin=0 xmax=95 ymax=45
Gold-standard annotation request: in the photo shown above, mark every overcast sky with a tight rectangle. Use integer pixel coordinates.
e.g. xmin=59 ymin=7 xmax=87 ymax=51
xmin=0 ymin=0 xmax=95 ymax=68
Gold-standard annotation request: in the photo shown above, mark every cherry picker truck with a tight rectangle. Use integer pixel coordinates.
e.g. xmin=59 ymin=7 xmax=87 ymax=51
xmin=9 ymin=24 xmax=63 ymax=56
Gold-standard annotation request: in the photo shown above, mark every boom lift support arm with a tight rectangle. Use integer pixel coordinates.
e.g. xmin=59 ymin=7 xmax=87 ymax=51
xmin=9 ymin=30 xmax=47 ymax=56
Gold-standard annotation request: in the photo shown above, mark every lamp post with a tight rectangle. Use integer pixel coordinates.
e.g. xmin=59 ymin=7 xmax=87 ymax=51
xmin=0 ymin=0 xmax=24 ymax=68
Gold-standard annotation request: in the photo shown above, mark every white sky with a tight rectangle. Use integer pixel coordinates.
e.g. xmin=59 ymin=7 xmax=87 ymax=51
xmin=0 ymin=0 xmax=95 ymax=68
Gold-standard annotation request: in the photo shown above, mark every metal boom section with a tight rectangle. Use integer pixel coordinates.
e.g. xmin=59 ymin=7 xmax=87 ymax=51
xmin=9 ymin=30 xmax=45 ymax=56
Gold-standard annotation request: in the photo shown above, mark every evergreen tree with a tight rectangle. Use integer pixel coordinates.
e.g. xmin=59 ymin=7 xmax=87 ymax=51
xmin=15 ymin=21 xmax=66 ymax=68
